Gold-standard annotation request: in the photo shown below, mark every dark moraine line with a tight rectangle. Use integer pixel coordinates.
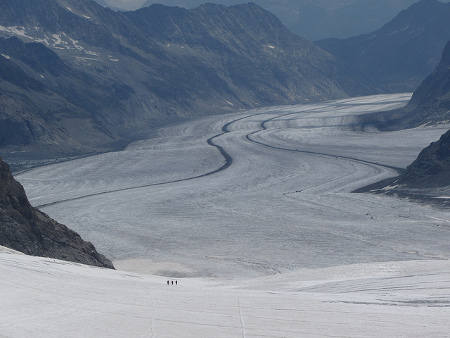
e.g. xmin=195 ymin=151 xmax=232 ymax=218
xmin=245 ymin=109 xmax=404 ymax=174
xmin=35 ymin=114 xmax=260 ymax=209
xmin=36 ymin=101 xmax=402 ymax=209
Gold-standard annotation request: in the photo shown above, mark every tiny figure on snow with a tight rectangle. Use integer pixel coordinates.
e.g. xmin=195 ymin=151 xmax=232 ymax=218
xmin=167 ymin=280 xmax=169 ymax=285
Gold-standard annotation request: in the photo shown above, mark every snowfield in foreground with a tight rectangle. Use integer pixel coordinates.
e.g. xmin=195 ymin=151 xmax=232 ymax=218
xmin=1 ymin=248 xmax=450 ymax=337
xmin=4 ymin=94 xmax=450 ymax=336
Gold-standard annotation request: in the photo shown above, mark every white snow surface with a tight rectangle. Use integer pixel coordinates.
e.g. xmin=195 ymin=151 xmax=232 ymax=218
xmin=5 ymin=94 xmax=450 ymax=336
xmin=1 ymin=250 xmax=450 ymax=337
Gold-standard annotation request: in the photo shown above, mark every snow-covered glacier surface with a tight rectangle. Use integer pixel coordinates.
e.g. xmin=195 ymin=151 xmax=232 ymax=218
xmin=16 ymin=94 xmax=450 ymax=278
xmin=4 ymin=94 xmax=450 ymax=336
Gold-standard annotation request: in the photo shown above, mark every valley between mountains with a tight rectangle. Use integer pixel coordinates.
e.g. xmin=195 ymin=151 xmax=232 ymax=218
xmin=16 ymin=94 xmax=450 ymax=278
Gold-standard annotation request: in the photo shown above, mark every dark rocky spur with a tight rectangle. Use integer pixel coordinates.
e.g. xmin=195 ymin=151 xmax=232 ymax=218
xmin=0 ymin=156 xmax=114 ymax=268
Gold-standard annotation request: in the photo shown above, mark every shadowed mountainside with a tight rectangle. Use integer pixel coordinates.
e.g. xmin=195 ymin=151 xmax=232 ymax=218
xmin=317 ymin=0 xmax=450 ymax=92
xmin=0 ymin=0 xmax=377 ymax=160
xmin=0 ymin=156 xmax=114 ymax=268
xmin=397 ymin=129 xmax=450 ymax=188
xmin=357 ymin=40 xmax=450 ymax=130
xmin=395 ymin=40 xmax=450 ymax=128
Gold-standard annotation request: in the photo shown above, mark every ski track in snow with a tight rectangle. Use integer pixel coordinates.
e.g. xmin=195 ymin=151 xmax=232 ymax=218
xmin=4 ymin=94 xmax=450 ymax=336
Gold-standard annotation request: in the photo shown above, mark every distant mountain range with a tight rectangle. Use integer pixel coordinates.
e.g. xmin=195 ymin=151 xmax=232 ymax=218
xmin=136 ymin=0 xmax=446 ymax=40
xmin=317 ymin=0 xmax=450 ymax=92
xmin=0 ymin=156 xmax=114 ymax=268
xmin=0 ymin=0 xmax=376 ymax=158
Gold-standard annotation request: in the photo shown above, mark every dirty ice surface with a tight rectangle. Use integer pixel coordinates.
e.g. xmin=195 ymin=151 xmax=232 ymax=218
xmin=4 ymin=94 xmax=450 ymax=336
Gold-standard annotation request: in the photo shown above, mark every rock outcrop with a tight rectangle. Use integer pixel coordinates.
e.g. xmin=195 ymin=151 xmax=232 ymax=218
xmin=0 ymin=156 xmax=114 ymax=268
xmin=394 ymin=40 xmax=450 ymax=129
xmin=397 ymin=129 xmax=450 ymax=188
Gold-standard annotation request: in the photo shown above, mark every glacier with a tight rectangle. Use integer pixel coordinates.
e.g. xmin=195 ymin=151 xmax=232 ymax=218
xmin=3 ymin=93 xmax=450 ymax=336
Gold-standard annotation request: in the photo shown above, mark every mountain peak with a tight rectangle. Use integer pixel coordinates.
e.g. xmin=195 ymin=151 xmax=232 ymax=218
xmin=441 ymin=40 xmax=450 ymax=66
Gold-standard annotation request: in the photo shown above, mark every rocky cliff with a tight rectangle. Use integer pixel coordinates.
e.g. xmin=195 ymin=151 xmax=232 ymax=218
xmin=395 ymin=40 xmax=450 ymax=128
xmin=0 ymin=156 xmax=114 ymax=268
xmin=397 ymin=129 xmax=450 ymax=188
xmin=356 ymin=127 xmax=450 ymax=207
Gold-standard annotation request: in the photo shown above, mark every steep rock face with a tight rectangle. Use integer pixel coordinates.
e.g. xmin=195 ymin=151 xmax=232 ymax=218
xmin=0 ymin=156 xmax=114 ymax=268
xmin=398 ymin=40 xmax=450 ymax=127
xmin=367 ymin=40 xmax=450 ymax=130
xmin=0 ymin=37 xmax=118 ymax=155
xmin=397 ymin=129 xmax=450 ymax=188
xmin=0 ymin=0 xmax=377 ymax=158
xmin=125 ymin=3 xmax=376 ymax=101
xmin=316 ymin=0 xmax=450 ymax=92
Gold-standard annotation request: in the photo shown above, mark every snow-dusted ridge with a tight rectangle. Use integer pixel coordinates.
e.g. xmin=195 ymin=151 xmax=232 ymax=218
xmin=0 ymin=25 xmax=96 ymax=54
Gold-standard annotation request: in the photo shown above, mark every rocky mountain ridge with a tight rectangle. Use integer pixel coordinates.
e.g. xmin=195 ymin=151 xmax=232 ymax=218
xmin=317 ymin=0 xmax=450 ymax=92
xmin=139 ymin=0 xmax=439 ymax=40
xmin=397 ymin=40 xmax=450 ymax=128
xmin=0 ymin=0 xmax=377 ymax=162
xmin=359 ymin=40 xmax=450 ymax=130
xmin=0 ymin=156 xmax=114 ymax=268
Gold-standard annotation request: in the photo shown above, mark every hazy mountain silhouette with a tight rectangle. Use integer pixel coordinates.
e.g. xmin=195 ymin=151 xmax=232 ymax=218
xmin=139 ymin=0 xmax=440 ymax=40
xmin=317 ymin=0 xmax=450 ymax=92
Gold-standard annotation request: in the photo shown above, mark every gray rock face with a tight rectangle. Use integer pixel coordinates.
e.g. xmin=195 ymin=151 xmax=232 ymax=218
xmin=398 ymin=129 xmax=450 ymax=188
xmin=0 ymin=0 xmax=376 ymax=158
xmin=0 ymin=156 xmax=114 ymax=268
xmin=398 ymin=41 xmax=450 ymax=128
xmin=367 ymin=40 xmax=450 ymax=130
xmin=317 ymin=0 xmax=450 ymax=92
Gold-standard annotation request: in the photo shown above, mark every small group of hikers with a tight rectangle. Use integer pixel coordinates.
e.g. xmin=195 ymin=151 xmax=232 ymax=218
xmin=167 ymin=280 xmax=177 ymax=285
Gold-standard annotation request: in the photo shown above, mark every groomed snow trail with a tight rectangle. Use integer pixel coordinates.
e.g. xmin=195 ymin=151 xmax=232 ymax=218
xmin=17 ymin=94 xmax=450 ymax=278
